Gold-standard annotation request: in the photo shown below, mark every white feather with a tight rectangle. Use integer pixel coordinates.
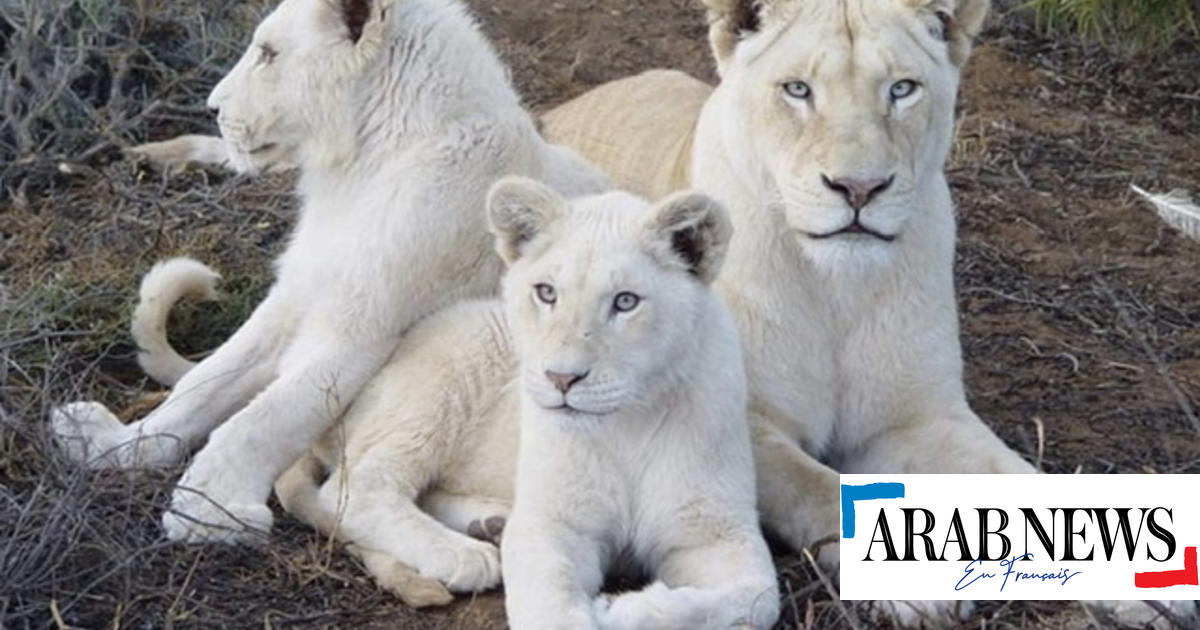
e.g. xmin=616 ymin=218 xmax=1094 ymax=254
xmin=1131 ymin=185 xmax=1200 ymax=242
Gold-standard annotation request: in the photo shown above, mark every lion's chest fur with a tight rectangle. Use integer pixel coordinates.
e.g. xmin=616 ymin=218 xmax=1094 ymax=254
xmin=720 ymin=212 xmax=966 ymax=461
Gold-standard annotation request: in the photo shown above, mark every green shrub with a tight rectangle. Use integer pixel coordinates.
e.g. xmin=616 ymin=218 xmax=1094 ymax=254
xmin=1024 ymin=0 xmax=1200 ymax=53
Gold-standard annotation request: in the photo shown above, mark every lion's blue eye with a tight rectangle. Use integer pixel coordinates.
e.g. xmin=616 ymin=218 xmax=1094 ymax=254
xmin=782 ymin=81 xmax=811 ymax=100
xmin=535 ymin=283 xmax=557 ymax=305
xmin=613 ymin=292 xmax=640 ymax=313
xmin=890 ymin=80 xmax=919 ymax=101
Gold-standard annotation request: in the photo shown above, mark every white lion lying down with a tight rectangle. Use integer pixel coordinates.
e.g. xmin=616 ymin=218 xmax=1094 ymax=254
xmin=262 ymin=178 xmax=780 ymax=628
xmin=51 ymin=0 xmax=607 ymax=543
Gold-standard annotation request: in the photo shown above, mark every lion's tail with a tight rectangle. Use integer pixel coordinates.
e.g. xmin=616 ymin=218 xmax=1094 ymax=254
xmin=131 ymin=257 xmax=221 ymax=387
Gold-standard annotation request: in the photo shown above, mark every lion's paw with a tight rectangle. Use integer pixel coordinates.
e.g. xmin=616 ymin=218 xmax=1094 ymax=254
xmin=870 ymin=600 xmax=975 ymax=629
xmin=51 ymin=402 xmax=127 ymax=466
xmin=467 ymin=516 xmax=506 ymax=544
xmin=984 ymin=452 xmax=1038 ymax=474
xmin=162 ymin=487 xmax=273 ymax=545
xmin=1085 ymin=599 xmax=1197 ymax=629
xmin=812 ymin=538 xmax=840 ymax=575
xmin=51 ymin=402 xmax=184 ymax=469
xmin=416 ymin=535 xmax=501 ymax=593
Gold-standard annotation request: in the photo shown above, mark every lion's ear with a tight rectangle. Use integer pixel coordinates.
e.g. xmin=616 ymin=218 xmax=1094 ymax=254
xmin=645 ymin=191 xmax=733 ymax=284
xmin=487 ymin=177 xmax=567 ymax=266
xmin=908 ymin=0 xmax=990 ymax=66
xmin=702 ymin=0 xmax=780 ymax=75
xmin=325 ymin=0 xmax=395 ymax=45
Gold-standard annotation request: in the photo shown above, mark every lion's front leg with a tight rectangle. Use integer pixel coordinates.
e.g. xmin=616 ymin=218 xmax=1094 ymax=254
xmin=51 ymin=289 xmax=295 ymax=469
xmin=502 ymin=512 xmax=605 ymax=630
xmin=839 ymin=406 xmax=1035 ymax=475
xmin=835 ymin=406 xmax=1033 ymax=628
xmin=751 ymin=414 xmax=842 ymax=572
xmin=601 ymin=536 xmax=779 ymax=630
xmin=162 ymin=335 xmax=394 ymax=544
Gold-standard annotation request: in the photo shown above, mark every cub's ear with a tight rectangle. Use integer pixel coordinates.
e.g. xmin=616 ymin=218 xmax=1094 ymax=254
xmin=909 ymin=0 xmax=990 ymax=66
xmin=487 ymin=177 xmax=567 ymax=265
xmin=702 ymin=0 xmax=780 ymax=75
xmin=644 ymin=191 xmax=733 ymax=284
xmin=324 ymin=0 xmax=395 ymax=45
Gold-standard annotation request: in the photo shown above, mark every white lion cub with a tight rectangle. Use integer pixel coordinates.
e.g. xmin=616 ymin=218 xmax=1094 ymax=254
xmin=491 ymin=178 xmax=778 ymax=630
xmin=273 ymin=178 xmax=779 ymax=627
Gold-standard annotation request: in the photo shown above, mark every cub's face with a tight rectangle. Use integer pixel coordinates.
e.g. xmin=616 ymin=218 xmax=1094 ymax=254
xmin=709 ymin=0 xmax=988 ymax=267
xmin=205 ymin=0 xmax=391 ymax=173
xmin=488 ymin=180 xmax=732 ymax=417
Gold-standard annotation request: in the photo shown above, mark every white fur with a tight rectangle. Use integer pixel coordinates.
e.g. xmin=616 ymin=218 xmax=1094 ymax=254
xmin=51 ymin=0 xmax=607 ymax=544
xmin=546 ymin=1 xmax=1196 ymax=626
xmin=273 ymin=183 xmax=779 ymax=629
xmin=497 ymin=182 xmax=777 ymax=630
xmin=691 ymin=3 xmax=1194 ymax=626
xmin=687 ymin=0 xmax=1033 ymax=586
xmin=127 ymin=135 xmax=260 ymax=172
xmin=132 ymin=257 xmax=222 ymax=387
xmin=543 ymin=0 xmax=1029 ymax=626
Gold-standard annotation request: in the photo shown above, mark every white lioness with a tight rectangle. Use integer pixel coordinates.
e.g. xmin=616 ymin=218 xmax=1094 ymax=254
xmin=543 ymin=1 xmax=1198 ymax=626
xmin=545 ymin=0 xmax=1033 ymax=565
xmin=266 ymin=179 xmax=779 ymax=628
xmin=52 ymin=0 xmax=607 ymax=544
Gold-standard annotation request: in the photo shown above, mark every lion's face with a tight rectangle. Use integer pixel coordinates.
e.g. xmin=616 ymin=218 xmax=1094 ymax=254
xmin=487 ymin=179 xmax=732 ymax=417
xmin=706 ymin=0 xmax=988 ymax=267
xmin=206 ymin=0 xmax=391 ymax=173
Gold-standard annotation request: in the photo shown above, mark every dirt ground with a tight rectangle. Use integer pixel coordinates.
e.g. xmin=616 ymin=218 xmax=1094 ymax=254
xmin=2 ymin=0 xmax=1199 ymax=629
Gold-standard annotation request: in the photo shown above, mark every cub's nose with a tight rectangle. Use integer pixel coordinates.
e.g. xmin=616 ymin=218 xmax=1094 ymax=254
xmin=821 ymin=175 xmax=895 ymax=211
xmin=545 ymin=370 xmax=588 ymax=394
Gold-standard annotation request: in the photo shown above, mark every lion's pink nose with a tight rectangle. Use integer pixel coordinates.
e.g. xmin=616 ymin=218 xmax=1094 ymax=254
xmin=546 ymin=370 xmax=588 ymax=393
xmin=822 ymin=175 xmax=894 ymax=210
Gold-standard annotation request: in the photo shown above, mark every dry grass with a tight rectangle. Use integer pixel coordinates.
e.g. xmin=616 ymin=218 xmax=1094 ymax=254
xmin=2 ymin=0 xmax=1199 ymax=629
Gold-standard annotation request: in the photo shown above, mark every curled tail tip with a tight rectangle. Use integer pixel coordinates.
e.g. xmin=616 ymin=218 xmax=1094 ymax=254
xmin=132 ymin=257 xmax=220 ymax=386
xmin=140 ymin=257 xmax=222 ymax=302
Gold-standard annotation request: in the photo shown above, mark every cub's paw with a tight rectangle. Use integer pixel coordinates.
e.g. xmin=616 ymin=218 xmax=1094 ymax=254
xmin=869 ymin=600 xmax=975 ymax=629
xmin=595 ymin=583 xmax=674 ymax=630
xmin=414 ymin=534 xmax=501 ymax=593
xmin=596 ymin=583 xmax=765 ymax=630
xmin=466 ymin=516 xmax=506 ymax=544
xmin=1085 ymin=599 xmax=1198 ymax=629
xmin=162 ymin=486 xmax=273 ymax=545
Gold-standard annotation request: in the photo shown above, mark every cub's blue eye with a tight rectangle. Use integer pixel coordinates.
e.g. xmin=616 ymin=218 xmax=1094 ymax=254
xmin=613 ymin=292 xmax=640 ymax=313
xmin=890 ymin=80 xmax=919 ymax=101
xmin=782 ymin=81 xmax=811 ymax=100
xmin=535 ymin=283 xmax=557 ymax=305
